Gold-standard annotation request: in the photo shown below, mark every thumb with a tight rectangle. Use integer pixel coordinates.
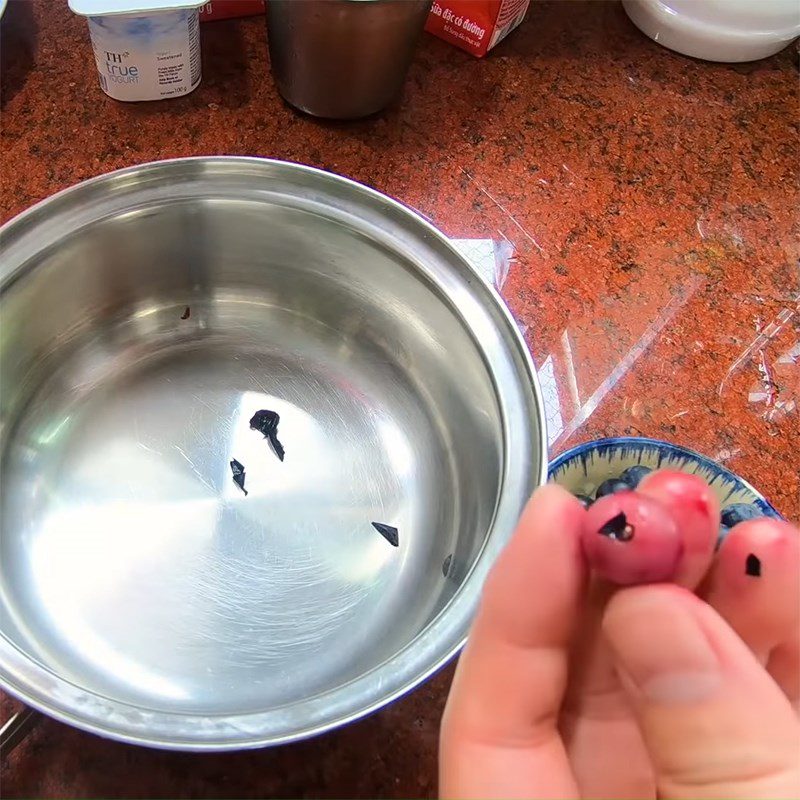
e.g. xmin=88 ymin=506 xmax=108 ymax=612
xmin=603 ymin=585 xmax=800 ymax=800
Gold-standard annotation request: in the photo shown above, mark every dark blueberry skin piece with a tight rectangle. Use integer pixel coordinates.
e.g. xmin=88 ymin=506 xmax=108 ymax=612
xmin=574 ymin=494 xmax=594 ymax=509
xmin=745 ymin=553 xmax=761 ymax=577
xmin=442 ymin=554 xmax=453 ymax=577
xmin=620 ymin=465 xmax=653 ymax=488
xmin=372 ymin=522 xmax=399 ymax=547
xmin=267 ymin=433 xmax=285 ymax=462
xmin=250 ymin=410 xmax=279 ymax=437
xmin=250 ymin=410 xmax=285 ymax=462
xmin=229 ymin=459 xmax=248 ymax=496
xmin=720 ymin=502 xmax=762 ymax=528
xmin=595 ymin=478 xmax=630 ymax=499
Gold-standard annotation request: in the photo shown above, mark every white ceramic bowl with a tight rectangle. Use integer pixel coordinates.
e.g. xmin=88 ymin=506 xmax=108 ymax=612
xmin=623 ymin=0 xmax=800 ymax=62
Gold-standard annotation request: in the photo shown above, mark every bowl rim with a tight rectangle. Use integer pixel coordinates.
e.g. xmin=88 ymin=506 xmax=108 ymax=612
xmin=549 ymin=435 xmax=782 ymax=518
xmin=0 ymin=156 xmax=548 ymax=750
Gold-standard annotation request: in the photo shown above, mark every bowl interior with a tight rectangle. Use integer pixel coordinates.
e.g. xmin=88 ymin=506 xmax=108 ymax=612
xmin=0 ymin=164 xmax=539 ymax=738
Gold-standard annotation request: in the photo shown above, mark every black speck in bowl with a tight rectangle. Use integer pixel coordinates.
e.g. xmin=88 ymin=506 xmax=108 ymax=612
xmin=230 ymin=458 xmax=248 ymax=495
xmin=372 ymin=522 xmax=399 ymax=547
xmin=250 ymin=410 xmax=285 ymax=462
xmin=442 ymin=553 xmax=453 ymax=577
xmin=250 ymin=409 xmax=279 ymax=437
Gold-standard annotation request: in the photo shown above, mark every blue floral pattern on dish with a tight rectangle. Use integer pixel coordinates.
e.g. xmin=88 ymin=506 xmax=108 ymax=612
xmin=549 ymin=436 xmax=782 ymax=520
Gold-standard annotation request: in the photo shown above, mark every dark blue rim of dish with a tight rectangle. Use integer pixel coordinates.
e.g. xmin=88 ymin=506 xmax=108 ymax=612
xmin=548 ymin=436 xmax=783 ymax=520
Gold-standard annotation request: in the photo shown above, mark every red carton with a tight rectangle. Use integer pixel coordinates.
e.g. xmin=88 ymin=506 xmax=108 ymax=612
xmin=199 ymin=1 xmax=265 ymax=22
xmin=426 ymin=0 xmax=530 ymax=57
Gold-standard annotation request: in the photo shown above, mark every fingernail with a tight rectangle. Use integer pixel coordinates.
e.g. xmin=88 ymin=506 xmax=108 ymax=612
xmin=606 ymin=588 xmax=722 ymax=704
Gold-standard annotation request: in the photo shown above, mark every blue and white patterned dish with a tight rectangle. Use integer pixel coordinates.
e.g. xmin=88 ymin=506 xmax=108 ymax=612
xmin=549 ymin=436 xmax=782 ymax=520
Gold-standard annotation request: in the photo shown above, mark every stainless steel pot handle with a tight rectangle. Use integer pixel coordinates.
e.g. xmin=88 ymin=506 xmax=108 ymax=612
xmin=0 ymin=706 xmax=41 ymax=757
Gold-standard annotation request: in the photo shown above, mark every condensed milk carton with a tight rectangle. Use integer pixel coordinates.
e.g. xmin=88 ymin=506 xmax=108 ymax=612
xmin=425 ymin=0 xmax=531 ymax=57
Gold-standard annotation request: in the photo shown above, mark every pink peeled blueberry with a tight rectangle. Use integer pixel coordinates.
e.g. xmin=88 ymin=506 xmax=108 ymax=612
xmin=581 ymin=491 xmax=683 ymax=585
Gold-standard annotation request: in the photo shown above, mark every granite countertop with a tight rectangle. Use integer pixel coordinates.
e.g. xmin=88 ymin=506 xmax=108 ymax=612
xmin=1 ymin=0 xmax=798 ymax=796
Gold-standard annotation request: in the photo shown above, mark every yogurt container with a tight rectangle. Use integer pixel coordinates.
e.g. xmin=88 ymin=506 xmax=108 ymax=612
xmin=69 ymin=0 xmax=205 ymax=101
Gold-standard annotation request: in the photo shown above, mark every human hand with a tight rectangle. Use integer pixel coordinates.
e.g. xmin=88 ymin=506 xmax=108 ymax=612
xmin=440 ymin=473 xmax=800 ymax=799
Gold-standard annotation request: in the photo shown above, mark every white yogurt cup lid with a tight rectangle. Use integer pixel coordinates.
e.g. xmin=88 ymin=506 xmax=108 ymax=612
xmin=69 ymin=0 xmax=205 ymax=16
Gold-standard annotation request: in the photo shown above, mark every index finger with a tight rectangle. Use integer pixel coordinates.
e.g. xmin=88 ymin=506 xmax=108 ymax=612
xmin=440 ymin=484 xmax=587 ymax=799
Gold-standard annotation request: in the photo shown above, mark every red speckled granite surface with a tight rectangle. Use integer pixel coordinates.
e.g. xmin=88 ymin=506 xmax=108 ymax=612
xmin=1 ymin=0 xmax=798 ymax=796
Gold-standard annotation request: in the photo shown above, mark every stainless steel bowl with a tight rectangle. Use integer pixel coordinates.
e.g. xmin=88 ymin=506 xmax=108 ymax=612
xmin=0 ymin=158 xmax=546 ymax=750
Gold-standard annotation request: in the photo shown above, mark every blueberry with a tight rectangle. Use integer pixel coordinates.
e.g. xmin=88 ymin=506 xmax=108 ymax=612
xmin=574 ymin=494 xmax=593 ymax=509
xmin=720 ymin=503 xmax=762 ymax=528
xmin=715 ymin=524 xmax=731 ymax=550
xmin=595 ymin=478 xmax=630 ymax=499
xmin=620 ymin=465 xmax=652 ymax=488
